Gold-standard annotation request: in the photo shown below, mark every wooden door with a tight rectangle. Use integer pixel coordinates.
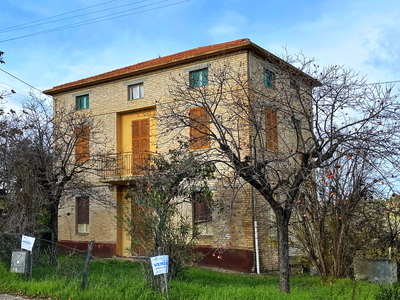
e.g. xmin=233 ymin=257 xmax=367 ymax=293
xmin=132 ymin=119 xmax=149 ymax=174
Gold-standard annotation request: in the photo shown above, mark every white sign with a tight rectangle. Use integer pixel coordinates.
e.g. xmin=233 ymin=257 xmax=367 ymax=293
xmin=150 ymin=255 xmax=169 ymax=275
xmin=21 ymin=235 xmax=35 ymax=252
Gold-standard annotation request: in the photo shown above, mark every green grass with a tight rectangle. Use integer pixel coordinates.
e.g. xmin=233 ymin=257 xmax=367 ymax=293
xmin=0 ymin=259 xmax=381 ymax=300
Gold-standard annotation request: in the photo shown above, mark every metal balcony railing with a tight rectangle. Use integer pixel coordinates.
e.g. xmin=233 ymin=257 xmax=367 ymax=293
xmin=97 ymin=152 xmax=148 ymax=179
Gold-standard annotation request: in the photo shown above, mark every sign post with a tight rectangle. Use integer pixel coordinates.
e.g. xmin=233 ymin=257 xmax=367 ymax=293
xmin=150 ymin=255 xmax=169 ymax=299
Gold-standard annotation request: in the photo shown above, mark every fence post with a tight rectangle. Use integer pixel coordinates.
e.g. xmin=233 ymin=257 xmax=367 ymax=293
xmin=81 ymin=240 xmax=94 ymax=290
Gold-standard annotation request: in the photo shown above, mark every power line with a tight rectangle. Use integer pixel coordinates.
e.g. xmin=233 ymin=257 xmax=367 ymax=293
xmin=0 ymin=0 xmax=150 ymax=34
xmin=0 ymin=68 xmax=44 ymax=94
xmin=0 ymin=0 xmax=190 ymax=43
xmin=365 ymin=80 xmax=400 ymax=86
xmin=0 ymin=0 xmax=117 ymax=33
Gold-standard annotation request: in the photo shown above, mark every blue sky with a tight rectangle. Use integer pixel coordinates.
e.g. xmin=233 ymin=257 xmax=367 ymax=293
xmin=1 ymin=0 xmax=400 ymax=109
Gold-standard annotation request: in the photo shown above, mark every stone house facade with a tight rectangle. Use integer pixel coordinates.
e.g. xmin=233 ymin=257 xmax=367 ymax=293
xmin=44 ymin=38 xmax=318 ymax=272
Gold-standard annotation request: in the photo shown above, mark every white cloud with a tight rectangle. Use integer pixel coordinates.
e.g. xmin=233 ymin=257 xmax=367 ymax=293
xmin=366 ymin=24 xmax=400 ymax=79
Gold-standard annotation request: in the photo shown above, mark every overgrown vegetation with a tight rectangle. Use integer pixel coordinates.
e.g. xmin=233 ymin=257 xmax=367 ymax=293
xmin=0 ymin=259 xmax=381 ymax=300
xmin=118 ymin=143 xmax=215 ymax=289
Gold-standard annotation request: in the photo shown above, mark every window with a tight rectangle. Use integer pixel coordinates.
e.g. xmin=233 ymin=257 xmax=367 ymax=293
xmin=132 ymin=119 xmax=149 ymax=174
xmin=264 ymin=69 xmax=275 ymax=89
xmin=193 ymin=200 xmax=212 ymax=224
xmin=75 ymin=125 xmax=90 ymax=162
xmin=129 ymin=83 xmax=144 ymax=100
xmin=265 ymin=107 xmax=278 ymax=151
xmin=193 ymin=192 xmax=212 ymax=235
xmin=290 ymin=78 xmax=300 ymax=89
xmin=189 ymin=68 xmax=208 ymax=88
xmin=76 ymin=94 xmax=89 ymax=110
xmin=76 ymin=196 xmax=89 ymax=233
xmin=189 ymin=107 xmax=210 ymax=150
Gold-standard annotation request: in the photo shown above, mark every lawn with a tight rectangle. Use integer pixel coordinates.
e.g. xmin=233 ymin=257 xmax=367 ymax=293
xmin=0 ymin=259 xmax=381 ymax=300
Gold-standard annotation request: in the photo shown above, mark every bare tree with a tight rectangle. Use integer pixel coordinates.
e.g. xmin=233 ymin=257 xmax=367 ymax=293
xmin=292 ymin=152 xmax=382 ymax=278
xmin=0 ymin=94 xmax=111 ymax=242
xmin=0 ymin=51 xmax=16 ymax=103
xmin=159 ymin=57 xmax=400 ymax=293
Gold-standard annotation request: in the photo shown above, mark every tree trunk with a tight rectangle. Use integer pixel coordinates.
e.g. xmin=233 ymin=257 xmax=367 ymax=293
xmin=48 ymin=197 xmax=60 ymax=266
xmin=276 ymin=210 xmax=291 ymax=294
xmin=48 ymin=199 xmax=59 ymax=243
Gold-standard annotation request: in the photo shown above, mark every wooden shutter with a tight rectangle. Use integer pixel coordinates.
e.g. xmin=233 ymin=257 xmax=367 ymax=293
xmin=132 ymin=119 xmax=150 ymax=174
xmin=76 ymin=197 xmax=89 ymax=224
xmin=75 ymin=125 xmax=90 ymax=162
xmin=189 ymin=107 xmax=210 ymax=150
xmin=265 ymin=107 xmax=278 ymax=151
xmin=193 ymin=193 xmax=212 ymax=225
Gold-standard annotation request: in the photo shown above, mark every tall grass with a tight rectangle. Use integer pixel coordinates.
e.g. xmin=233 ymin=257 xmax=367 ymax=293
xmin=0 ymin=259 xmax=380 ymax=300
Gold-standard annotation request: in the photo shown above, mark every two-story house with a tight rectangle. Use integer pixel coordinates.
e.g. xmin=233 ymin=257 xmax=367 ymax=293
xmin=44 ymin=38 xmax=318 ymax=272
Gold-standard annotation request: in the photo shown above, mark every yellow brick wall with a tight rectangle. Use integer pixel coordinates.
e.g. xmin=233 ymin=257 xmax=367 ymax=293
xmin=54 ymin=48 xmax=312 ymax=270
xmin=54 ymin=51 xmax=255 ymax=254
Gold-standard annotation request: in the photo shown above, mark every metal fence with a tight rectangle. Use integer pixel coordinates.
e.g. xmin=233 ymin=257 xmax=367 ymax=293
xmin=0 ymin=234 xmax=93 ymax=288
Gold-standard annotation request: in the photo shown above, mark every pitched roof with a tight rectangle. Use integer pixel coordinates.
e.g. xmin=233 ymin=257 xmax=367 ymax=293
xmin=44 ymin=38 xmax=319 ymax=95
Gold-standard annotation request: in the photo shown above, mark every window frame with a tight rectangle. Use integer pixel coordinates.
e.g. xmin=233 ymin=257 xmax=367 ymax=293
xmin=76 ymin=196 xmax=89 ymax=234
xmin=263 ymin=69 xmax=275 ymax=89
xmin=131 ymin=118 xmax=150 ymax=174
xmin=189 ymin=106 xmax=210 ymax=150
xmin=189 ymin=68 xmax=208 ymax=88
xmin=265 ymin=107 xmax=278 ymax=151
xmin=129 ymin=83 xmax=144 ymax=100
xmin=76 ymin=94 xmax=89 ymax=110
xmin=193 ymin=200 xmax=212 ymax=225
xmin=74 ymin=125 xmax=90 ymax=162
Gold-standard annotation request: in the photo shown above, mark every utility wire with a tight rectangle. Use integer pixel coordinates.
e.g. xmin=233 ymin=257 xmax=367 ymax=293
xmin=0 ymin=0 xmax=190 ymax=43
xmin=365 ymin=80 xmax=400 ymax=86
xmin=0 ymin=0 xmax=150 ymax=34
xmin=0 ymin=0 xmax=116 ymax=33
xmin=0 ymin=68 xmax=44 ymax=94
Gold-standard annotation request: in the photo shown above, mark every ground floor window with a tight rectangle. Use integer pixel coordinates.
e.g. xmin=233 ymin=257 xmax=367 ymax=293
xmin=76 ymin=196 xmax=89 ymax=233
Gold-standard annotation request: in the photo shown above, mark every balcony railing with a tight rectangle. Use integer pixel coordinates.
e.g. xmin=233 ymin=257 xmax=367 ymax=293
xmin=97 ymin=152 xmax=148 ymax=180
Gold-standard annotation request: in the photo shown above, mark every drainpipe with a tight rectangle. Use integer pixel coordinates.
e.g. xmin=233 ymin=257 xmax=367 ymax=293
xmin=251 ymin=133 xmax=260 ymax=274
xmin=247 ymin=52 xmax=261 ymax=274
xmin=254 ymin=207 xmax=260 ymax=274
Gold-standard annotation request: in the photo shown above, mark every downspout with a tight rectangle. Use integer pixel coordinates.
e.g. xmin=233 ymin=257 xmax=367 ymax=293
xmin=252 ymin=135 xmax=260 ymax=274
xmin=248 ymin=51 xmax=261 ymax=274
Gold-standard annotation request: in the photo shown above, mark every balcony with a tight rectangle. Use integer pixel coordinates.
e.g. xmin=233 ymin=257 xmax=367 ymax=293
xmin=97 ymin=152 xmax=148 ymax=183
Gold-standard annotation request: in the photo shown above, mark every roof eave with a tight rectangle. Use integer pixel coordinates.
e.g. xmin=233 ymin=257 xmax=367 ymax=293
xmin=44 ymin=42 xmax=253 ymax=96
xmin=44 ymin=40 xmax=321 ymax=96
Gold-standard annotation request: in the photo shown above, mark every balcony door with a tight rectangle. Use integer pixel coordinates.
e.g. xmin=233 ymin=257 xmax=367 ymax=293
xmin=132 ymin=118 xmax=149 ymax=174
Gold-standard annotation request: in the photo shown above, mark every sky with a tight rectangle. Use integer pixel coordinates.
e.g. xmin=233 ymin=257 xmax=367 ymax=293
xmin=1 ymin=0 xmax=400 ymax=109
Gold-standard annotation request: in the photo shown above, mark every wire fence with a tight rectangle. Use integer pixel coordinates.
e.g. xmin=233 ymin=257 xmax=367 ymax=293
xmin=0 ymin=234 xmax=93 ymax=288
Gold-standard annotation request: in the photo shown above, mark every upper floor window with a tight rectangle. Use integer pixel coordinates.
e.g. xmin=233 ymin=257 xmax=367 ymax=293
xmin=129 ymin=83 xmax=144 ymax=100
xmin=189 ymin=68 xmax=208 ymax=88
xmin=265 ymin=107 xmax=278 ymax=151
xmin=264 ymin=69 xmax=275 ymax=89
xmin=74 ymin=125 xmax=90 ymax=162
xmin=290 ymin=78 xmax=300 ymax=89
xmin=189 ymin=106 xmax=210 ymax=150
xmin=76 ymin=94 xmax=89 ymax=110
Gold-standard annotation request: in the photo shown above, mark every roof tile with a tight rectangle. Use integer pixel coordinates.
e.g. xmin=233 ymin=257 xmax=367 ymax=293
xmin=48 ymin=38 xmax=251 ymax=92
